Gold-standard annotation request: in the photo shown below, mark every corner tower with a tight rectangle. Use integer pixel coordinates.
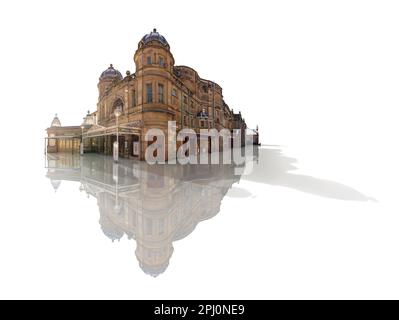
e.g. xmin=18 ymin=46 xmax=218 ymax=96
xmin=133 ymin=28 xmax=175 ymax=76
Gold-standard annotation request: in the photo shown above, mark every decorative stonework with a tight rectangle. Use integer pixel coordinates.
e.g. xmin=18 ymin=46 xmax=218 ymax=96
xmin=46 ymin=29 xmax=251 ymax=159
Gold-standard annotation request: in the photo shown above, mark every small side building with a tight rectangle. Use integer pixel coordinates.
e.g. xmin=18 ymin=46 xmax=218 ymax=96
xmin=45 ymin=114 xmax=81 ymax=153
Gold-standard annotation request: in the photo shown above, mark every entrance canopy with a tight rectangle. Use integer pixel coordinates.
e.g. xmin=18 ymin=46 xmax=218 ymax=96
xmin=83 ymin=124 xmax=141 ymax=139
xmin=44 ymin=135 xmax=79 ymax=139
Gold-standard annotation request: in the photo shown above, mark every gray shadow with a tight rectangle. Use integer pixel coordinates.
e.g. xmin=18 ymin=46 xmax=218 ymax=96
xmin=226 ymin=186 xmax=253 ymax=198
xmin=244 ymin=147 xmax=376 ymax=202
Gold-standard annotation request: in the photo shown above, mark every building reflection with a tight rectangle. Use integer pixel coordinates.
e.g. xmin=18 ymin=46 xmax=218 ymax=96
xmin=45 ymin=153 xmax=250 ymax=277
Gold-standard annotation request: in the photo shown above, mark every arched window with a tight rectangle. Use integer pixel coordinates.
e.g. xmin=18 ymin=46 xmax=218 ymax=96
xmin=158 ymin=56 xmax=164 ymax=67
xmin=112 ymin=98 xmax=124 ymax=113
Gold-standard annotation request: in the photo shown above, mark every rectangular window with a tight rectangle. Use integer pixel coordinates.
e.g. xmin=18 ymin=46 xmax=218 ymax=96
xmin=132 ymin=90 xmax=136 ymax=107
xmin=201 ymin=121 xmax=204 ymax=128
xmin=172 ymin=88 xmax=177 ymax=97
xmin=158 ymin=84 xmax=164 ymax=103
xmin=146 ymin=83 xmax=153 ymax=103
xmin=145 ymin=218 xmax=153 ymax=236
xmin=147 ymin=56 xmax=152 ymax=65
xmin=183 ymin=95 xmax=188 ymax=104
xmin=159 ymin=219 xmax=165 ymax=235
xmin=159 ymin=56 xmax=164 ymax=66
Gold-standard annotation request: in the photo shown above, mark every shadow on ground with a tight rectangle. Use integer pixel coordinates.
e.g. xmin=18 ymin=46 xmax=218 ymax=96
xmin=241 ymin=146 xmax=376 ymax=202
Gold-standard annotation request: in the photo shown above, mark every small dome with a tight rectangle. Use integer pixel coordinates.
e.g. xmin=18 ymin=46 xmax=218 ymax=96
xmin=50 ymin=179 xmax=61 ymax=192
xmin=83 ymin=110 xmax=94 ymax=126
xmin=139 ymin=261 xmax=169 ymax=278
xmin=100 ymin=64 xmax=123 ymax=81
xmin=51 ymin=114 xmax=61 ymax=127
xmin=101 ymin=225 xmax=124 ymax=242
xmin=99 ymin=214 xmax=124 ymax=242
xmin=140 ymin=28 xmax=169 ymax=48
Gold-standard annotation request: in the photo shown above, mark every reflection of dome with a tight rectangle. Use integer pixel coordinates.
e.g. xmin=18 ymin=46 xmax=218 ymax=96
xmin=51 ymin=114 xmax=61 ymax=127
xmin=99 ymin=215 xmax=124 ymax=242
xmin=45 ymin=153 xmax=243 ymax=276
xmin=50 ymin=179 xmax=61 ymax=192
xmin=140 ymin=28 xmax=169 ymax=48
xmin=125 ymin=231 xmax=135 ymax=240
xmin=139 ymin=262 xmax=169 ymax=278
xmin=100 ymin=64 xmax=123 ymax=81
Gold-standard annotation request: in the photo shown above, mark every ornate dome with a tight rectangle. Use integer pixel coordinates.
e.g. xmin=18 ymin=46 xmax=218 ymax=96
xmin=139 ymin=262 xmax=169 ymax=278
xmin=50 ymin=179 xmax=61 ymax=192
xmin=99 ymin=213 xmax=124 ymax=242
xmin=100 ymin=64 xmax=123 ymax=81
xmin=140 ymin=28 xmax=169 ymax=48
xmin=51 ymin=114 xmax=61 ymax=127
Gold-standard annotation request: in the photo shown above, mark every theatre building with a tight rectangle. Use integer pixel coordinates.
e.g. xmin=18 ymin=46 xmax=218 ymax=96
xmin=46 ymin=29 xmax=254 ymax=159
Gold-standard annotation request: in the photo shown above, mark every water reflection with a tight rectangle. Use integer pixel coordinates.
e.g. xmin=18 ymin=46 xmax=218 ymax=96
xmin=45 ymin=146 xmax=373 ymax=276
xmin=45 ymin=152 xmax=248 ymax=277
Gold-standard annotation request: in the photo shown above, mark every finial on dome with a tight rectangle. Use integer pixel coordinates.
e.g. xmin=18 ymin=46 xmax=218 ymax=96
xmin=51 ymin=114 xmax=61 ymax=127
xmin=100 ymin=64 xmax=123 ymax=81
xmin=153 ymin=28 xmax=157 ymax=32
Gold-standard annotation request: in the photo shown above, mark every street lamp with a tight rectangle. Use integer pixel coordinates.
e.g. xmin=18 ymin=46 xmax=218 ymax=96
xmin=80 ymin=124 xmax=85 ymax=155
xmin=113 ymin=105 xmax=122 ymax=162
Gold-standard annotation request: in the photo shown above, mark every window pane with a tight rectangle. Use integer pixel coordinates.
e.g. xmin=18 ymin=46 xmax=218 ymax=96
xmin=158 ymin=84 xmax=164 ymax=103
xmin=146 ymin=84 xmax=153 ymax=103
xmin=145 ymin=218 xmax=153 ymax=236
xmin=132 ymin=90 xmax=136 ymax=107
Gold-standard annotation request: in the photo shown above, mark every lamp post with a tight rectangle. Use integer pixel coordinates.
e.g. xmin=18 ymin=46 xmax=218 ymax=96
xmin=80 ymin=124 xmax=85 ymax=155
xmin=113 ymin=105 xmax=122 ymax=162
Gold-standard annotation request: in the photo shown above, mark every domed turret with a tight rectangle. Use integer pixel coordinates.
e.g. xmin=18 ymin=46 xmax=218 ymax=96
xmin=99 ymin=64 xmax=123 ymax=81
xmin=51 ymin=114 xmax=61 ymax=127
xmin=139 ymin=28 xmax=169 ymax=49
xmin=134 ymin=28 xmax=174 ymax=75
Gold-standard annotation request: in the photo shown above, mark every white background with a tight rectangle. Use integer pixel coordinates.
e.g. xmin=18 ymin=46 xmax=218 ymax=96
xmin=0 ymin=0 xmax=399 ymax=299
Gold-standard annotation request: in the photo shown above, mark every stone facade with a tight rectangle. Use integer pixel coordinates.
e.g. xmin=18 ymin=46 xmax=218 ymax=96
xmin=46 ymin=29 xmax=252 ymax=159
xmin=45 ymin=114 xmax=81 ymax=153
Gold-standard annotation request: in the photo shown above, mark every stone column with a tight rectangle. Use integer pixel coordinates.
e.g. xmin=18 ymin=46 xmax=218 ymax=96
xmin=140 ymin=132 xmax=146 ymax=161
xmin=104 ymin=135 xmax=109 ymax=155
xmin=126 ymin=134 xmax=133 ymax=158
